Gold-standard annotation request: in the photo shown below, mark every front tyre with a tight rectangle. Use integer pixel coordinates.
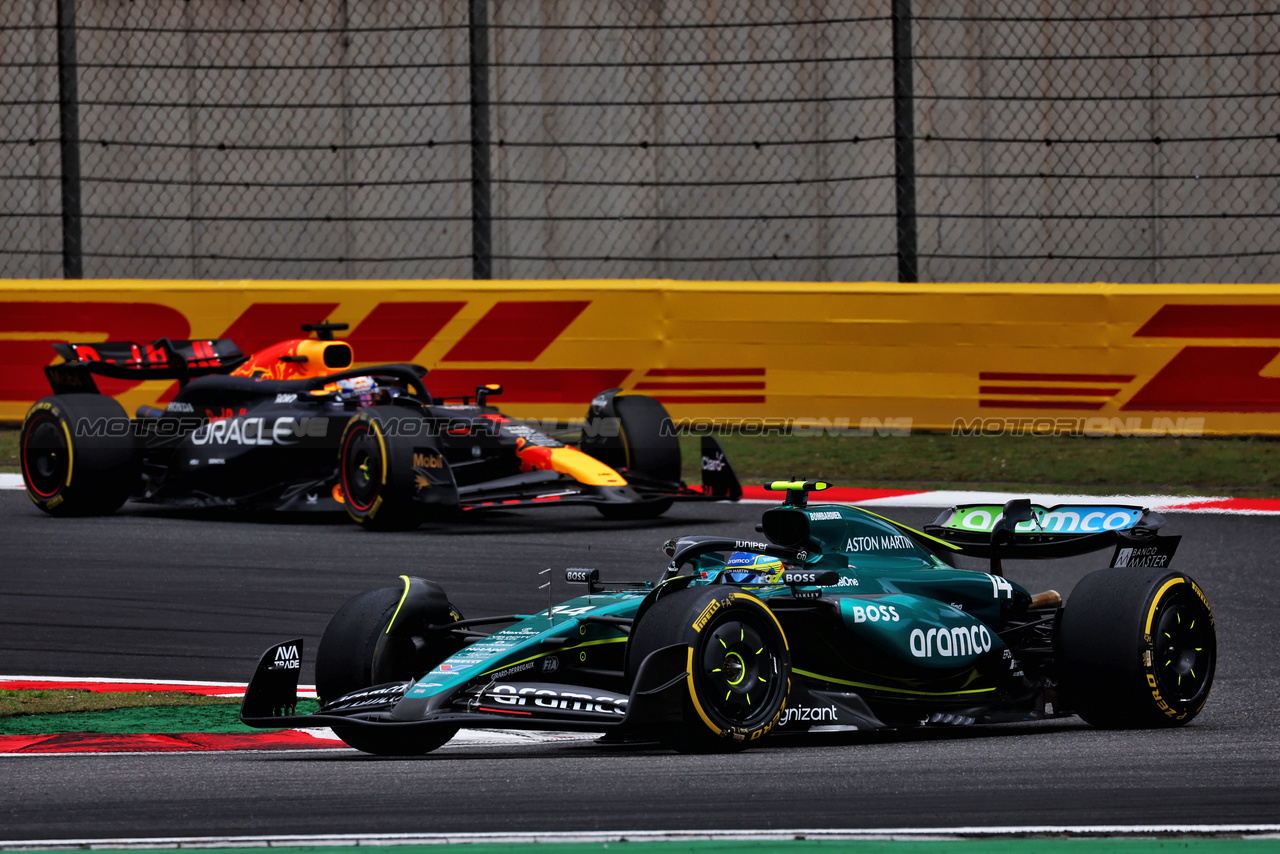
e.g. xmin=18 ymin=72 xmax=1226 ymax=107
xmin=628 ymin=587 xmax=790 ymax=752
xmin=1059 ymin=567 xmax=1216 ymax=728
xmin=330 ymin=724 xmax=458 ymax=757
xmin=20 ymin=395 xmax=140 ymax=516
xmin=339 ymin=407 xmax=434 ymax=531
xmin=315 ymin=581 xmax=464 ymax=756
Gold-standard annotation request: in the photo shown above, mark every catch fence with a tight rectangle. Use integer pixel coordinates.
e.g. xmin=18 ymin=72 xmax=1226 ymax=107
xmin=2 ymin=1 xmax=1276 ymax=283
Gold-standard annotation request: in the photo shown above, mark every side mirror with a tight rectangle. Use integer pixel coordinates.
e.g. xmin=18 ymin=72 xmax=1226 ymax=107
xmin=476 ymin=383 xmax=503 ymax=406
xmin=989 ymin=498 xmax=1034 ymax=576
xmin=565 ymin=567 xmax=599 ymax=594
xmin=761 ymin=507 xmax=812 ymax=548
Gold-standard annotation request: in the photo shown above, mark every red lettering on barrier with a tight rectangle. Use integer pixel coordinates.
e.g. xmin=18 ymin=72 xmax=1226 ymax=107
xmin=443 ymin=301 xmax=590 ymax=362
xmin=1123 ymin=346 xmax=1280 ymax=412
xmin=1124 ymin=305 xmax=1280 ymax=412
xmin=217 ymin=302 xmax=340 ymax=356
xmin=1134 ymin=304 xmax=1280 ymax=338
xmin=0 ymin=302 xmax=189 ymax=402
xmin=345 ymin=301 xmax=464 ymax=363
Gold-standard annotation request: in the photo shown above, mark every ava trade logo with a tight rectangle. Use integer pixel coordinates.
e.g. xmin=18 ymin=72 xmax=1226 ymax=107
xmin=2 ymin=298 xmax=766 ymax=406
xmin=980 ymin=304 xmax=1280 ymax=413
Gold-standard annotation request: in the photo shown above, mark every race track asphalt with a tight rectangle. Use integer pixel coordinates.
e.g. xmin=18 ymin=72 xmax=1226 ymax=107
xmin=1 ymin=490 xmax=1277 ymax=840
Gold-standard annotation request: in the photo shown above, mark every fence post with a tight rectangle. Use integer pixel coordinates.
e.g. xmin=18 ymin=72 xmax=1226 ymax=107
xmin=891 ymin=0 xmax=918 ymax=283
xmin=468 ymin=0 xmax=492 ymax=279
xmin=56 ymin=0 xmax=83 ymax=279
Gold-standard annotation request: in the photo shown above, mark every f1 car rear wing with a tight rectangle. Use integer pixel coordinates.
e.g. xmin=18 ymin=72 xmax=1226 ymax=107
xmin=45 ymin=338 xmax=246 ymax=394
xmin=923 ymin=498 xmax=1180 ymax=576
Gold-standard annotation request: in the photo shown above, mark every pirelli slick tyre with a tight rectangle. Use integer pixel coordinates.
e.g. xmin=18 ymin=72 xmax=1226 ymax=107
xmin=316 ymin=581 xmax=464 ymax=756
xmin=588 ymin=394 xmax=679 ymax=520
xmin=20 ymin=395 xmax=140 ymax=516
xmin=628 ymin=586 xmax=790 ymax=752
xmin=339 ymin=407 xmax=432 ymax=531
xmin=1059 ymin=567 xmax=1216 ymax=728
xmin=315 ymin=581 xmax=464 ymax=704
xmin=330 ymin=723 xmax=458 ymax=757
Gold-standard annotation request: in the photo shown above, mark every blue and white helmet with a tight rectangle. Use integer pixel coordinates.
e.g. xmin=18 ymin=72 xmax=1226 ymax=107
xmin=723 ymin=551 xmax=785 ymax=584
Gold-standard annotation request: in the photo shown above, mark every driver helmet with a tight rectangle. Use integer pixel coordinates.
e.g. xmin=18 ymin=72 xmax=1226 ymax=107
xmin=723 ymin=551 xmax=785 ymax=585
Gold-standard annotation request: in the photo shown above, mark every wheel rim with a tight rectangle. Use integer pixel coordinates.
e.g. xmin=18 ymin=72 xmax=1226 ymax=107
xmin=22 ymin=415 xmax=68 ymax=498
xmin=341 ymin=424 xmax=382 ymax=512
xmin=1151 ymin=591 xmax=1213 ymax=705
xmin=696 ymin=614 xmax=782 ymax=728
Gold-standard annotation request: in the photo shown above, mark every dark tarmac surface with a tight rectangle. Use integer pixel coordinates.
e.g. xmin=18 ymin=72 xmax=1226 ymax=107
xmin=2 ymin=491 xmax=1276 ymax=840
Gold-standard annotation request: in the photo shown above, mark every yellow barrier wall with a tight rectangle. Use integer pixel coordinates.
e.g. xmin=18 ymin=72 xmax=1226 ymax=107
xmin=4 ymin=279 xmax=1280 ymax=434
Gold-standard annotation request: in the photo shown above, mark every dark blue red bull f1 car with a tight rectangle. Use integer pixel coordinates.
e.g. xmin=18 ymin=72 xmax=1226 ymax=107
xmin=20 ymin=322 xmax=740 ymax=528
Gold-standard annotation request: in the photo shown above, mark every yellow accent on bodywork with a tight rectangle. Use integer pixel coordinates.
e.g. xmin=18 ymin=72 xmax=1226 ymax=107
xmin=767 ymin=480 xmax=831 ymax=492
xmin=479 ymin=636 xmax=627 ymax=676
xmin=522 ymin=444 xmax=627 ymax=486
xmin=854 ymin=506 xmax=962 ymax=551
xmin=385 ymin=575 xmax=413 ymax=635
xmin=792 ymin=667 xmax=995 ymax=696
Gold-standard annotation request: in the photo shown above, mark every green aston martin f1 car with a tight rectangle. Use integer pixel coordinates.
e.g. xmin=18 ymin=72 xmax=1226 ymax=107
xmin=241 ymin=481 xmax=1216 ymax=754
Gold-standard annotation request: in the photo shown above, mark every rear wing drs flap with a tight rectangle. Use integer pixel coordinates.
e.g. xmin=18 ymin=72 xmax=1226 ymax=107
xmin=923 ymin=499 xmax=1180 ymax=572
xmin=45 ymin=338 xmax=247 ymax=394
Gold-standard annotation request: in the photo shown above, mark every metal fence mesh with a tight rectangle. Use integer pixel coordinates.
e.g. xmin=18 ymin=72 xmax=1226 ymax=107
xmin=911 ymin=3 xmax=1280 ymax=284
xmin=1 ymin=0 xmax=1276 ymax=283
xmin=485 ymin=2 xmax=895 ymax=281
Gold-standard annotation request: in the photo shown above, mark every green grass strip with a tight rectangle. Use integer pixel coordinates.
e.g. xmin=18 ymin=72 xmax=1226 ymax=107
xmin=58 ymin=838 xmax=1280 ymax=853
xmin=6 ymin=428 xmax=1280 ymax=495
xmin=0 ymin=700 xmax=318 ymax=735
xmin=679 ymin=433 xmax=1280 ymax=497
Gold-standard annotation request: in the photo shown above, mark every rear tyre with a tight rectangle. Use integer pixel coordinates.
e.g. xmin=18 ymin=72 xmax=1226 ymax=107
xmin=315 ymin=583 xmax=463 ymax=756
xmin=339 ymin=407 xmax=433 ymax=531
xmin=20 ymin=395 xmax=140 ymax=516
xmin=627 ymin=587 xmax=790 ymax=752
xmin=1059 ymin=567 xmax=1216 ymax=728
xmin=591 ymin=394 xmax=680 ymax=519
xmin=611 ymin=394 xmax=681 ymax=483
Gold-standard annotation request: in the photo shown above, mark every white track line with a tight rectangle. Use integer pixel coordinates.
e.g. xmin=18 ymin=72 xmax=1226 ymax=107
xmin=0 ymin=677 xmax=597 ymax=749
xmin=7 ymin=472 xmax=1277 ymax=513
xmin=2 ymin=825 xmax=1278 ymax=849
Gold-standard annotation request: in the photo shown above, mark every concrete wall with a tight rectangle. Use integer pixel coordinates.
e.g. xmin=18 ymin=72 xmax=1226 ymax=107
xmin=1 ymin=0 xmax=1274 ymax=283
